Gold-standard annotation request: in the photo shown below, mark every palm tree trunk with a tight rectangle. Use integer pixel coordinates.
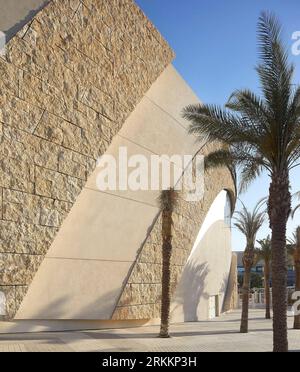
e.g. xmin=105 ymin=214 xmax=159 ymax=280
xmin=264 ymin=262 xmax=271 ymax=319
xmin=294 ymin=261 xmax=300 ymax=329
xmin=159 ymin=209 xmax=172 ymax=338
xmin=240 ymin=265 xmax=251 ymax=333
xmin=269 ymin=170 xmax=291 ymax=352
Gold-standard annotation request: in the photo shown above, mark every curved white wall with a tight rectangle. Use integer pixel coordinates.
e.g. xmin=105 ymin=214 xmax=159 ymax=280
xmin=171 ymin=190 xmax=232 ymax=322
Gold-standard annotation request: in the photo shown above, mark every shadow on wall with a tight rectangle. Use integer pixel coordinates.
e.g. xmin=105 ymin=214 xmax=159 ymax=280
xmin=115 ymin=210 xmax=162 ymax=307
xmin=3 ymin=0 xmax=51 ymax=41
xmin=171 ymin=217 xmax=232 ymax=322
xmin=171 ymin=262 xmax=232 ymax=322
xmin=172 ymin=261 xmax=210 ymax=322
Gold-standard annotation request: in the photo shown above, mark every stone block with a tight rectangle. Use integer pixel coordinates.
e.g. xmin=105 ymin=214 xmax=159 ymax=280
xmin=0 ymin=221 xmax=57 ymax=255
xmin=2 ymin=189 xmax=71 ymax=227
xmin=35 ymin=166 xmax=84 ymax=203
xmin=0 ymin=58 xmax=20 ymax=97
xmin=0 ymin=92 xmax=44 ymax=134
xmin=0 ymin=286 xmax=16 ymax=320
xmin=0 ymin=254 xmax=43 ymax=286
xmin=79 ymin=85 xmax=114 ymax=121
xmin=0 ymin=156 xmax=34 ymax=193
xmin=58 ymin=150 xmax=88 ymax=180
xmin=128 ymin=262 xmax=162 ymax=284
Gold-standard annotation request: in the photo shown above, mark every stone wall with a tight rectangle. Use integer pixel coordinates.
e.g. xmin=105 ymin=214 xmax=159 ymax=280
xmin=223 ymin=253 xmax=239 ymax=312
xmin=0 ymin=0 xmax=174 ymax=319
xmin=113 ymin=146 xmax=235 ymax=320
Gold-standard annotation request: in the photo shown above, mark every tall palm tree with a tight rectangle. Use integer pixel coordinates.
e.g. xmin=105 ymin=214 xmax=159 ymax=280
xmin=287 ymin=227 xmax=300 ymax=329
xmin=234 ymin=201 xmax=265 ymax=333
xmin=256 ymin=236 xmax=272 ymax=319
xmin=183 ymin=13 xmax=300 ymax=352
xmin=158 ymin=188 xmax=178 ymax=338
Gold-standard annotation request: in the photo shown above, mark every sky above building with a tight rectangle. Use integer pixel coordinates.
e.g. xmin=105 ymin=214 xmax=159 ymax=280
xmin=136 ymin=0 xmax=300 ymax=251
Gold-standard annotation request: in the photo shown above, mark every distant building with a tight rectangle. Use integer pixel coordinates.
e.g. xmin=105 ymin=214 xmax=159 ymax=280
xmin=234 ymin=251 xmax=295 ymax=287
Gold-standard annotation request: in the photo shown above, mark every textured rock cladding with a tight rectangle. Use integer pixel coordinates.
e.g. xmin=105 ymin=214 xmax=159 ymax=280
xmin=0 ymin=0 xmax=174 ymax=319
xmin=113 ymin=149 xmax=235 ymax=321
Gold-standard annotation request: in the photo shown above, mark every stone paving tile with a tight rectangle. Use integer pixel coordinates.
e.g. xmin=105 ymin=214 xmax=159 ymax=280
xmin=0 ymin=309 xmax=299 ymax=352
xmin=0 ymin=343 xmax=26 ymax=352
xmin=0 ymin=339 xmax=72 ymax=352
xmin=23 ymin=341 xmax=73 ymax=352
xmin=58 ymin=332 xmax=122 ymax=352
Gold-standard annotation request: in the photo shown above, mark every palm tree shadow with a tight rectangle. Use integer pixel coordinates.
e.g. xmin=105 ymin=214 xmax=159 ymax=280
xmin=172 ymin=261 xmax=210 ymax=322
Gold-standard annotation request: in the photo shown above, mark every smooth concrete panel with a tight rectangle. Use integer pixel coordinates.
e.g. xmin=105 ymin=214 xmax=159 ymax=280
xmin=85 ymin=135 xmax=184 ymax=207
xmin=45 ymin=189 xmax=159 ymax=262
xmin=171 ymin=191 xmax=232 ymax=322
xmin=16 ymin=258 xmax=131 ymax=320
xmin=145 ymin=65 xmax=200 ymax=130
xmin=118 ymin=96 xmax=200 ymax=162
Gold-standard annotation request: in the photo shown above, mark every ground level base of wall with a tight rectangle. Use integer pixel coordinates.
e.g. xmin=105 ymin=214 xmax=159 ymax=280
xmin=0 ymin=311 xmax=231 ymax=334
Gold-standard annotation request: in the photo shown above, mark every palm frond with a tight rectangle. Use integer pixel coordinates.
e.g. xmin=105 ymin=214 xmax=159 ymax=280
xmin=291 ymin=191 xmax=300 ymax=218
xmin=257 ymin=12 xmax=294 ymax=117
xmin=292 ymin=204 xmax=300 ymax=219
xmin=234 ymin=200 xmax=266 ymax=246
xmin=226 ymin=89 xmax=270 ymax=135
xmin=204 ymin=149 xmax=235 ymax=170
xmin=183 ymin=104 xmax=260 ymax=145
xmin=239 ymin=160 xmax=263 ymax=194
xmin=293 ymin=191 xmax=300 ymax=200
xmin=158 ymin=188 xmax=179 ymax=212
xmin=256 ymin=235 xmax=272 ymax=261
xmin=182 ymin=11 xmax=300 ymax=199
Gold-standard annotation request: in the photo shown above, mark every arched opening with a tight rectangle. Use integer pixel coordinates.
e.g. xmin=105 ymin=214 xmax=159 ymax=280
xmin=171 ymin=190 xmax=233 ymax=322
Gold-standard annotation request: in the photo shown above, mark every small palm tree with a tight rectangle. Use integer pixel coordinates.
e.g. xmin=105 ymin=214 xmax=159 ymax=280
xmin=287 ymin=227 xmax=300 ymax=329
xmin=158 ymin=188 xmax=178 ymax=338
xmin=234 ymin=201 xmax=266 ymax=333
xmin=256 ymin=236 xmax=272 ymax=319
xmin=183 ymin=13 xmax=300 ymax=351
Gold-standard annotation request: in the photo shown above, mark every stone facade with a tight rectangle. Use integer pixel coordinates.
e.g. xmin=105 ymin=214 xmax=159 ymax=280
xmin=223 ymin=253 xmax=239 ymax=312
xmin=113 ymin=145 xmax=235 ymax=320
xmin=0 ymin=0 xmax=174 ymax=319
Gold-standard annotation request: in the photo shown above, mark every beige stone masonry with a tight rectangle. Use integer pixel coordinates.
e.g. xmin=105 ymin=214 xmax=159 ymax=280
xmin=0 ymin=0 xmax=174 ymax=318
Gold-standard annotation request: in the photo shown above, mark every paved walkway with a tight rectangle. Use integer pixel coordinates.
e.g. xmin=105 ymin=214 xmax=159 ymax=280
xmin=0 ymin=309 xmax=299 ymax=352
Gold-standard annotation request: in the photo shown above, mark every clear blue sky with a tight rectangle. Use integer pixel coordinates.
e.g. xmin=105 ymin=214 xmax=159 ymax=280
xmin=136 ymin=0 xmax=300 ymax=251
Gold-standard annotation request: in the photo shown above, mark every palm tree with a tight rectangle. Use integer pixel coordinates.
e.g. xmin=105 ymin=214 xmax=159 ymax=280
xmin=234 ymin=201 xmax=265 ymax=333
xmin=158 ymin=188 xmax=178 ymax=338
xmin=183 ymin=12 xmax=300 ymax=352
xmin=256 ymin=236 xmax=272 ymax=319
xmin=287 ymin=227 xmax=300 ymax=329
